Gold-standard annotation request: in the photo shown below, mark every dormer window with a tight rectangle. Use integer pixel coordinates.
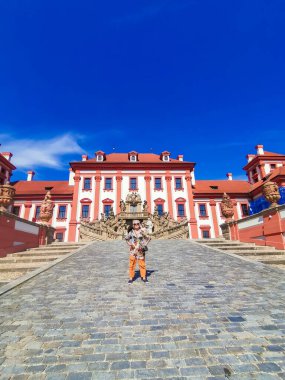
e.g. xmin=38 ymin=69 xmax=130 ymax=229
xmin=95 ymin=150 xmax=105 ymax=162
xmin=160 ymin=151 xmax=171 ymax=162
xmin=128 ymin=151 xmax=138 ymax=162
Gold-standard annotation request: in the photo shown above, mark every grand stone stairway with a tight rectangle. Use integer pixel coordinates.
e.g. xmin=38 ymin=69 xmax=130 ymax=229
xmin=195 ymin=238 xmax=285 ymax=269
xmin=1 ymin=239 xmax=285 ymax=379
xmin=0 ymin=242 xmax=86 ymax=287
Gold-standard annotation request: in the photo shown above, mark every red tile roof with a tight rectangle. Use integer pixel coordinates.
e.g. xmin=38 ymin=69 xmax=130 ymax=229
xmin=194 ymin=180 xmax=251 ymax=195
xmin=86 ymin=153 xmax=189 ymax=164
xmin=12 ymin=181 xmax=73 ymax=196
xmin=262 ymin=151 xmax=285 ymax=157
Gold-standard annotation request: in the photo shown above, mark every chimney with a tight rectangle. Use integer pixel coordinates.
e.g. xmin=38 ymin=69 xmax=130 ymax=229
xmin=177 ymin=154 xmax=184 ymax=161
xmin=27 ymin=170 xmax=35 ymax=181
xmin=255 ymin=144 xmax=264 ymax=155
xmin=226 ymin=172 xmax=233 ymax=181
xmin=1 ymin=152 xmax=13 ymax=162
xmin=82 ymin=154 xmax=88 ymax=161
xmin=247 ymin=154 xmax=255 ymax=163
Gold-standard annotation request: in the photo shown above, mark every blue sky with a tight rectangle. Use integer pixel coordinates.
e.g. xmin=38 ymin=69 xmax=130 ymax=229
xmin=0 ymin=0 xmax=284 ymax=181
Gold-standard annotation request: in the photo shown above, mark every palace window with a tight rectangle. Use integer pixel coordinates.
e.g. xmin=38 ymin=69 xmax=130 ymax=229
xmin=58 ymin=205 xmax=67 ymax=219
xmin=105 ymin=178 xmax=113 ymax=190
xmin=163 ymin=155 xmax=170 ymax=162
xmin=104 ymin=204 xmax=111 ymax=217
xmin=95 ymin=151 xmax=105 ymax=162
xmin=241 ymin=203 xmax=249 ymax=217
xmin=202 ymin=230 xmax=210 ymax=238
xmin=270 ymin=164 xmax=277 ymax=172
xmin=130 ymin=155 xmax=137 ymax=162
xmin=130 ymin=177 xmax=137 ymax=190
xmin=177 ymin=204 xmax=185 ymax=217
xmin=199 ymin=204 xmax=207 ymax=217
xmin=81 ymin=205 xmax=90 ymax=218
xmin=12 ymin=206 xmax=20 ymax=216
xmin=154 ymin=178 xmax=162 ymax=190
xmin=83 ymin=178 xmax=91 ymax=190
xmin=35 ymin=206 xmax=41 ymax=220
xmin=175 ymin=177 xmax=182 ymax=189
xmin=55 ymin=232 xmax=64 ymax=242
xmin=157 ymin=204 xmax=164 ymax=216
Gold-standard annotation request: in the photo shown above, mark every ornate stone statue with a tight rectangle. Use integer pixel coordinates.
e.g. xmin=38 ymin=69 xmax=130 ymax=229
xmin=0 ymin=181 xmax=16 ymax=212
xmin=119 ymin=199 xmax=126 ymax=212
xmin=39 ymin=191 xmax=54 ymax=224
xmin=145 ymin=218 xmax=153 ymax=234
xmin=126 ymin=192 xmax=141 ymax=204
xmin=109 ymin=206 xmax=115 ymax=218
xmin=142 ymin=200 xmax=148 ymax=212
xmin=263 ymin=181 xmax=281 ymax=208
xmin=221 ymin=193 xmax=234 ymax=221
xmin=153 ymin=205 xmax=159 ymax=218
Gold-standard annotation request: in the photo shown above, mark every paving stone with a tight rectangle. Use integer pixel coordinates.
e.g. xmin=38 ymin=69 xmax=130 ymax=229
xmin=110 ymin=360 xmax=130 ymax=370
xmin=66 ymin=372 xmax=92 ymax=380
xmin=258 ymin=362 xmax=282 ymax=372
xmin=0 ymin=240 xmax=285 ymax=379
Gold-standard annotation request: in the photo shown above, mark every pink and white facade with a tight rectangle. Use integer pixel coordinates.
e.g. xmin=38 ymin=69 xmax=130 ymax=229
xmin=5 ymin=144 xmax=284 ymax=242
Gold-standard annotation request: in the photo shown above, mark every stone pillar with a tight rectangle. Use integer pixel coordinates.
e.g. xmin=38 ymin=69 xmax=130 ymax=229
xmin=209 ymin=200 xmax=220 ymax=237
xmin=24 ymin=202 xmax=32 ymax=221
xmin=262 ymin=208 xmax=285 ymax=250
xmin=116 ymin=175 xmax=123 ymax=214
xmin=94 ymin=175 xmax=102 ymax=220
xmin=258 ymin=163 xmax=266 ymax=178
xmin=232 ymin=200 xmax=239 ymax=220
xmin=68 ymin=175 xmax=81 ymax=242
xmin=185 ymin=172 xmax=198 ymax=238
xmin=165 ymin=174 xmax=173 ymax=217
xmin=144 ymin=174 xmax=152 ymax=213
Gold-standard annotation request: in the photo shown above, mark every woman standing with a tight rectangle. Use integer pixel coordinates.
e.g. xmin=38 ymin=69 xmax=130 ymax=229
xmin=125 ymin=220 xmax=151 ymax=284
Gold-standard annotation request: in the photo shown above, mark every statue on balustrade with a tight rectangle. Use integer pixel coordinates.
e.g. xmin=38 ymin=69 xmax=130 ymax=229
xmin=39 ymin=190 xmax=54 ymax=224
xmin=142 ymin=200 xmax=148 ymax=212
xmin=221 ymin=192 xmax=234 ymax=221
xmin=0 ymin=181 xmax=16 ymax=212
xmin=120 ymin=199 xmax=126 ymax=212
xmin=263 ymin=181 xmax=281 ymax=208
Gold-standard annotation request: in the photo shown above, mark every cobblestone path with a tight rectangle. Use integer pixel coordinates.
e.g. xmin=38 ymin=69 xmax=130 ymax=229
xmin=0 ymin=240 xmax=285 ymax=380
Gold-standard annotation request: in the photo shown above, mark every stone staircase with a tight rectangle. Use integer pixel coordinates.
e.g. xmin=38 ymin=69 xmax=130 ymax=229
xmin=194 ymin=238 xmax=285 ymax=269
xmin=0 ymin=242 xmax=86 ymax=287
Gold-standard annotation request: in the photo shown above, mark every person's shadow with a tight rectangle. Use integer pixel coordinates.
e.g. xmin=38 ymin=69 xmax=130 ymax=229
xmin=133 ymin=270 xmax=157 ymax=281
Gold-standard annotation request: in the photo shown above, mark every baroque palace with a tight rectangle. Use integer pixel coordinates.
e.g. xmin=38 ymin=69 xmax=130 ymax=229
xmin=1 ymin=145 xmax=285 ymax=242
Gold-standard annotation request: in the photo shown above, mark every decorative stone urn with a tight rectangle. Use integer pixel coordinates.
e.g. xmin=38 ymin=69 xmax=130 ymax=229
xmin=0 ymin=182 xmax=16 ymax=212
xmin=263 ymin=181 xmax=281 ymax=208
xmin=221 ymin=192 xmax=234 ymax=221
xmin=39 ymin=190 xmax=54 ymax=224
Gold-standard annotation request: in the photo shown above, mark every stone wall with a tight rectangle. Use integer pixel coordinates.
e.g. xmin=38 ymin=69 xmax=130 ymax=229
xmin=0 ymin=211 xmax=55 ymax=257
xmin=221 ymin=204 xmax=285 ymax=250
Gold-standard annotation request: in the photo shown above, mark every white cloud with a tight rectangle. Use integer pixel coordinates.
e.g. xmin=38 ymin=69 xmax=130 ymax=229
xmin=0 ymin=134 xmax=84 ymax=170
